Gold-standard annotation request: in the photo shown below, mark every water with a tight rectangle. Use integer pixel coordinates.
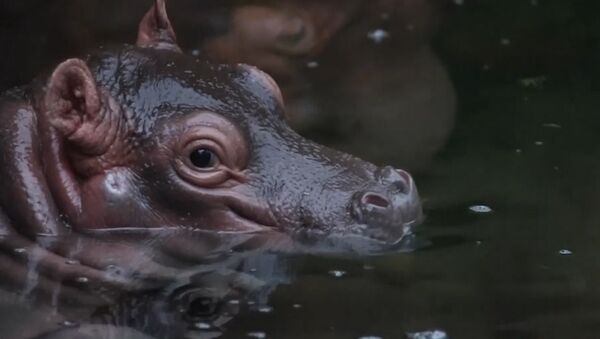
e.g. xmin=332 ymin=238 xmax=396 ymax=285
xmin=1 ymin=0 xmax=600 ymax=338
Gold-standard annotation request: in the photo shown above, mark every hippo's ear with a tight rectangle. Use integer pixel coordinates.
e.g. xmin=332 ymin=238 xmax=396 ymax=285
xmin=44 ymin=59 xmax=101 ymax=139
xmin=136 ymin=0 xmax=182 ymax=52
xmin=239 ymin=64 xmax=286 ymax=113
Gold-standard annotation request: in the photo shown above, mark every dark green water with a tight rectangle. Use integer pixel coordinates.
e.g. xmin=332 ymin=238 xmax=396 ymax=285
xmin=222 ymin=78 xmax=600 ymax=339
xmin=221 ymin=2 xmax=600 ymax=338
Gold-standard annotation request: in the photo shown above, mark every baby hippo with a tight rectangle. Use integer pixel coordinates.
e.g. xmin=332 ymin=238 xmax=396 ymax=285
xmin=0 ymin=0 xmax=421 ymax=252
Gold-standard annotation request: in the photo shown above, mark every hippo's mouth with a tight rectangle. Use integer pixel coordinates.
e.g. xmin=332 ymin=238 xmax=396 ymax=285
xmin=288 ymin=217 xmax=424 ymax=255
xmin=350 ymin=209 xmax=423 ymax=244
xmin=282 ymin=206 xmax=424 ymax=255
xmin=219 ymin=198 xmax=279 ymax=233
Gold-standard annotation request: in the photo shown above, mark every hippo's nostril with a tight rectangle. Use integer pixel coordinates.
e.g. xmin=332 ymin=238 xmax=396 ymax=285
xmin=361 ymin=192 xmax=390 ymax=209
xmin=351 ymin=191 xmax=394 ymax=225
xmin=375 ymin=166 xmax=412 ymax=195
xmin=394 ymin=168 xmax=412 ymax=185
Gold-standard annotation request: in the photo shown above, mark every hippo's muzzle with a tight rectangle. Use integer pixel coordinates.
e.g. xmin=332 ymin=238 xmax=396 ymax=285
xmin=351 ymin=166 xmax=421 ymax=243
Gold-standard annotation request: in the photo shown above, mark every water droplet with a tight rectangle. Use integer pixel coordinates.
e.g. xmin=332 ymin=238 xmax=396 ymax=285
xmin=306 ymin=61 xmax=319 ymax=68
xmin=65 ymin=259 xmax=79 ymax=265
xmin=515 ymin=148 xmax=522 ymax=153
xmin=75 ymin=277 xmax=89 ymax=283
xmin=453 ymin=0 xmax=464 ymax=5
xmin=542 ymin=122 xmax=561 ymax=128
xmin=406 ymin=330 xmax=448 ymax=339
xmin=520 ymin=76 xmax=546 ymax=88
xmin=328 ymin=270 xmax=347 ymax=278
xmin=258 ymin=305 xmax=273 ymax=313
xmin=534 ymin=141 xmax=544 ymax=146
xmin=468 ymin=205 xmax=493 ymax=213
xmin=367 ymin=29 xmax=390 ymax=44
xmin=500 ymin=38 xmax=511 ymax=46
xmin=60 ymin=320 xmax=79 ymax=328
xmin=191 ymin=49 xmax=201 ymax=57
xmin=13 ymin=248 xmax=26 ymax=254
xmin=194 ymin=322 xmax=212 ymax=330
xmin=228 ymin=299 xmax=240 ymax=305
xmin=105 ymin=264 xmax=124 ymax=278
xmin=247 ymin=331 xmax=267 ymax=338
xmin=559 ymin=249 xmax=573 ymax=255
xmin=292 ymin=304 xmax=302 ymax=309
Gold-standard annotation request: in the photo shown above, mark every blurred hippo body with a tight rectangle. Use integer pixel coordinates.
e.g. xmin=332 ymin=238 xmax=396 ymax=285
xmin=0 ymin=0 xmax=421 ymax=252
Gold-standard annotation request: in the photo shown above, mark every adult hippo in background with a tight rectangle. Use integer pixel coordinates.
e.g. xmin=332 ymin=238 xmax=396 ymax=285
xmin=171 ymin=0 xmax=457 ymax=171
xmin=0 ymin=0 xmax=455 ymax=171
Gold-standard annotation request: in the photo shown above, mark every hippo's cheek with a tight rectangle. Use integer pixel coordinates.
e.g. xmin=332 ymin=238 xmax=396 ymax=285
xmin=78 ymin=170 xmax=156 ymax=229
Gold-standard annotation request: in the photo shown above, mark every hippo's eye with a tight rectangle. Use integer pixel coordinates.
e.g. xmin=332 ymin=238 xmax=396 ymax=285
xmin=189 ymin=148 xmax=219 ymax=169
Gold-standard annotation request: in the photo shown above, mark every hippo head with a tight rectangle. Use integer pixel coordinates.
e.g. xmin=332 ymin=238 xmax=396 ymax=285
xmin=35 ymin=0 xmax=421 ymax=252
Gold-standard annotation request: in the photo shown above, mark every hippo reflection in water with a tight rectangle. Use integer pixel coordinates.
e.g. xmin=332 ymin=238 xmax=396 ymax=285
xmin=0 ymin=0 xmax=421 ymax=253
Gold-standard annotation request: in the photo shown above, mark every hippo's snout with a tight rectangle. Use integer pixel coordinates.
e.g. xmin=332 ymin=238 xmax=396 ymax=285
xmin=350 ymin=166 xmax=421 ymax=243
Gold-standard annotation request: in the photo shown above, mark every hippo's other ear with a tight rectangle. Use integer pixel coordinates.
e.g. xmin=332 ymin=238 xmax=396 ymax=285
xmin=45 ymin=58 xmax=101 ymax=138
xmin=239 ymin=64 xmax=286 ymax=111
xmin=136 ymin=0 xmax=181 ymax=52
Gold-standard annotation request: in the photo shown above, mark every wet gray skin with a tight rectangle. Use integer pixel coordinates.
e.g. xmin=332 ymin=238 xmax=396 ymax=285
xmin=0 ymin=0 xmax=421 ymax=255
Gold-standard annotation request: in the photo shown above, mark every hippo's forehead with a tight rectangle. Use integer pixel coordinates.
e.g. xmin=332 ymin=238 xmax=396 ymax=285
xmin=89 ymin=46 xmax=285 ymax=137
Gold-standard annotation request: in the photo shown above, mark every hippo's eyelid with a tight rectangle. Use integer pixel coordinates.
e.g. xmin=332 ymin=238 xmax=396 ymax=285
xmin=225 ymin=168 xmax=249 ymax=183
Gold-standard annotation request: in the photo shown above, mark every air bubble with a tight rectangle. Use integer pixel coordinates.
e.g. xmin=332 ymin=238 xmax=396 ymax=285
xmin=542 ymin=123 xmax=561 ymax=128
xmin=468 ymin=205 xmax=493 ymax=213
xmin=367 ymin=29 xmax=390 ymax=44
xmin=258 ymin=306 xmax=273 ymax=313
xmin=75 ymin=277 xmax=89 ymax=283
xmin=559 ymin=249 xmax=573 ymax=256
xmin=194 ymin=322 xmax=212 ymax=330
xmin=328 ymin=270 xmax=347 ymax=278
xmin=60 ymin=320 xmax=79 ymax=328
xmin=406 ymin=330 xmax=448 ymax=339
